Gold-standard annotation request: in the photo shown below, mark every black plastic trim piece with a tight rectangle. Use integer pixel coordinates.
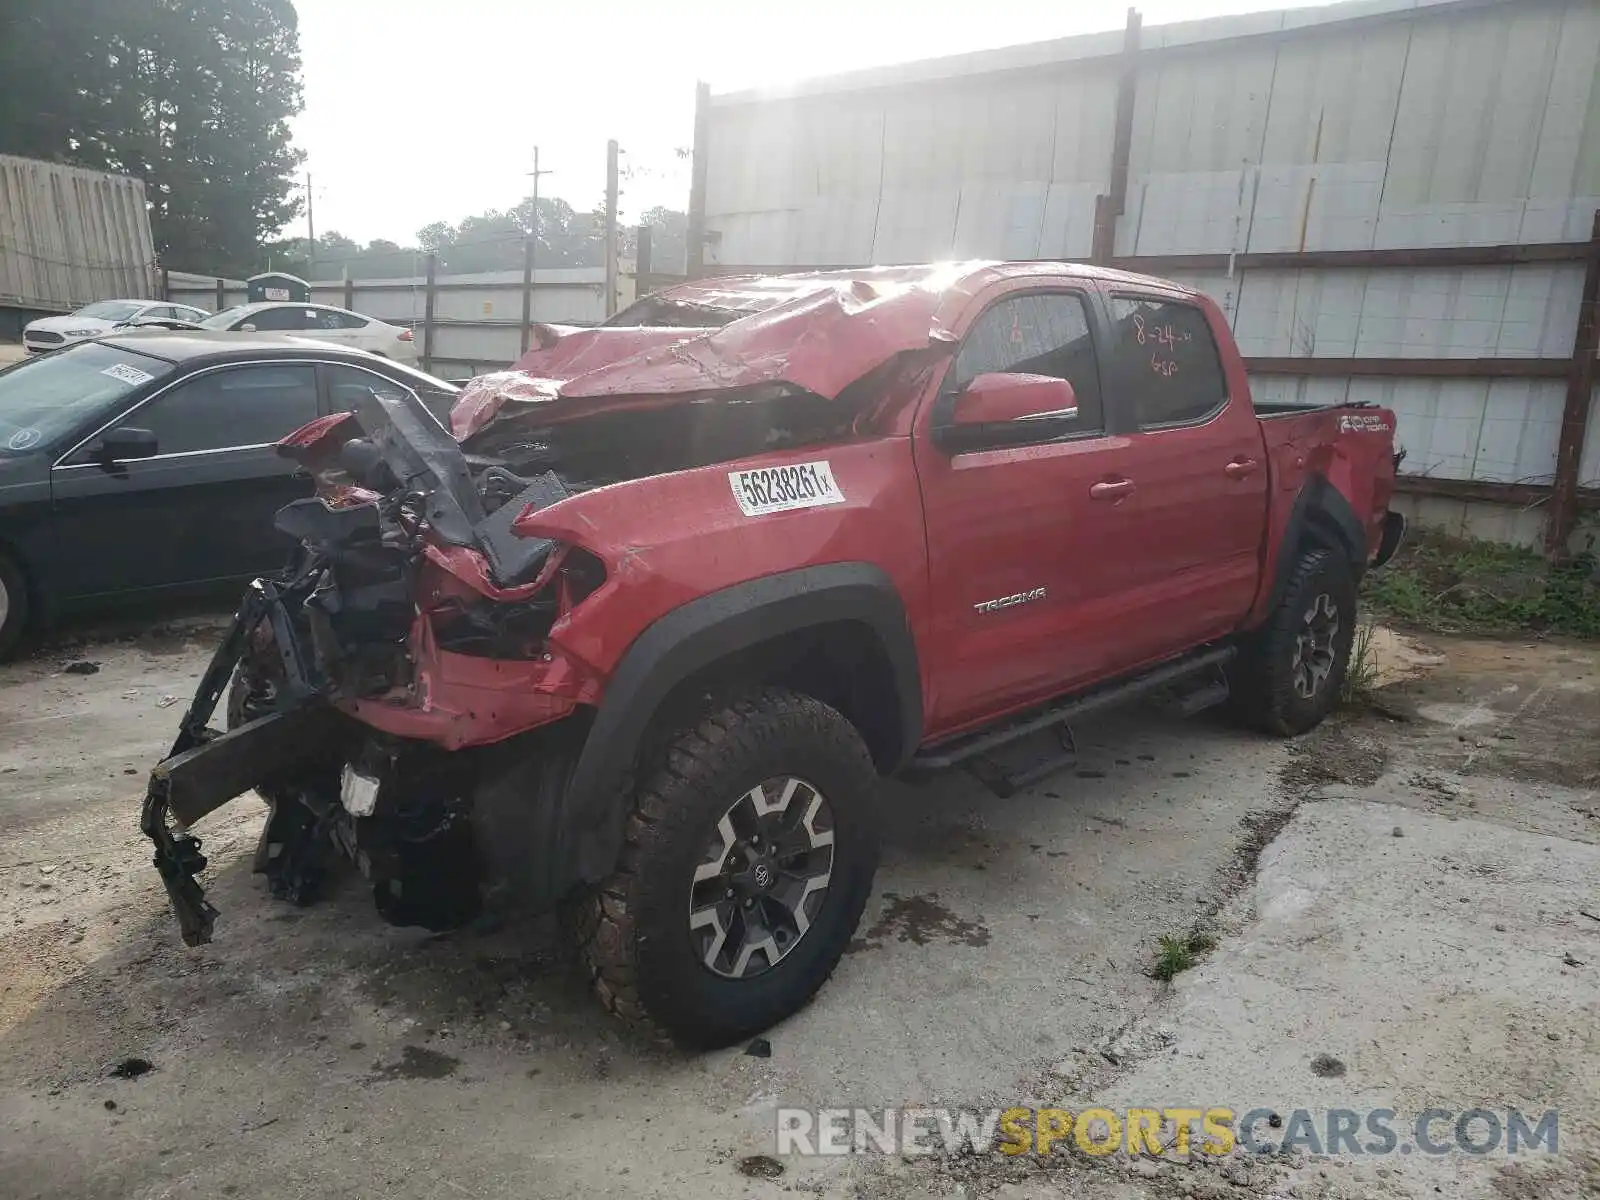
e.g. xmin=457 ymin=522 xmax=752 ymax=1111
xmin=553 ymin=563 xmax=923 ymax=891
xmin=910 ymin=644 xmax=1235 ymax=770
xmin=1266 ymin=475 xmax=1368 ymax=616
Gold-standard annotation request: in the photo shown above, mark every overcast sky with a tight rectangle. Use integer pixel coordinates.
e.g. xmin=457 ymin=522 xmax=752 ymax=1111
xmin=290 ymin=0 xmax=1329 ymax=245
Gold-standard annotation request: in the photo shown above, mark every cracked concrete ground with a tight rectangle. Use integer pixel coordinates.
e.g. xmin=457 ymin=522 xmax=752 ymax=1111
xmin=0 ymin=621 xmax=1595 ymax=1199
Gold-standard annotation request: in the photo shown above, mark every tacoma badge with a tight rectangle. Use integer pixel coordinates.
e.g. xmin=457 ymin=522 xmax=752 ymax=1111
xmin=973 ymin=587 xmax=1047 ymax=614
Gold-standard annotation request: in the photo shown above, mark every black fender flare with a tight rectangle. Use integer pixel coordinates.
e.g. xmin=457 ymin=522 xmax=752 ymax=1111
xmin=1266 ymin=475 xmax=1368 ymax=615
xmin=478 ymin=563 xmax=923 ymax=906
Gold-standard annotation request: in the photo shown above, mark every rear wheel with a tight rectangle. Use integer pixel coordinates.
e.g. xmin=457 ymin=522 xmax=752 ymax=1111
xmin=0 ymin=551 xmax=30 ymax=663
xmin=1229 ymin=547 xmax=1356 ymax=736
xmin=571 ymin=688 xmax=881 ymax=1047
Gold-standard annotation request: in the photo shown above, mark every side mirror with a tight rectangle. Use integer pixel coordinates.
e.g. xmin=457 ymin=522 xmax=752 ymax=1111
xmin=950 ymin=373 xmax=1078 ymax=426
xmin=94 ymin=427 xmax=159 ymax=464
xmin=935 ymin=373 xmax=1080 ymax=452
xmin=239 ymin=322 xmax=258 ymax=332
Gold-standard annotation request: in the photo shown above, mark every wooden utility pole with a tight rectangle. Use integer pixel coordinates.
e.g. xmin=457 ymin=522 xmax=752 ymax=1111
xmin=604 ymin=140 xmax=620 ymax=318
xmin=305 ymin=171 xmax=315 ymax=281
xmin=686 ymin=81 xmax=710 ymax=279
xmin=521 ymin=146 xmax=554 ymax=354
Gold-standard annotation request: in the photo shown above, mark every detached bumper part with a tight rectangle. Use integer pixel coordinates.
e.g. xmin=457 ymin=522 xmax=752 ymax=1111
xmin=141 ymin=773 xmax=219 ymax=947
xmin=1372 ymin=510 xmax=1406 ymax=569
xmin=141 ymin=578 xmax=351 ymax=947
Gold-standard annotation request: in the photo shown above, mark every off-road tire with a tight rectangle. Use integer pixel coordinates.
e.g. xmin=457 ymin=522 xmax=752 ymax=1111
xmin=1229 ymin=547 xmax=1356 ymax=736
xmin=0 ymin=550 xmax=29 ymax=663
xmin=570 ymin=688 xmax=881 ymax=1048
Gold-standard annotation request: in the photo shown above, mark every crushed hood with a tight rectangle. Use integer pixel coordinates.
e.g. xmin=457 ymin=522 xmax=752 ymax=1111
xmin=450 ymin=265 xmax=979 ymax=440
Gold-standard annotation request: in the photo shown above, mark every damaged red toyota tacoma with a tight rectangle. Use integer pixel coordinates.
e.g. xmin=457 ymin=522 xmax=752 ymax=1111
xmin=142 ymin=261 xmax=1404 ymax=1046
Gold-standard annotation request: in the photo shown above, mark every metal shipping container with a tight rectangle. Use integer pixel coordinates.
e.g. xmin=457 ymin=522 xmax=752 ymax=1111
xmin=0 ymin=154 xmax=157 ymax=327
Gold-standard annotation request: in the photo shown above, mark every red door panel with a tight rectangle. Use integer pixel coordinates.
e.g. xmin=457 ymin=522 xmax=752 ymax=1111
xmin=914 ymin=433 xmax=1145 ymax=737
xmin=1099 ymin=294 xmax=1268 ymax=659
xmin=911 ymin=284 xmax=1145 ymax=741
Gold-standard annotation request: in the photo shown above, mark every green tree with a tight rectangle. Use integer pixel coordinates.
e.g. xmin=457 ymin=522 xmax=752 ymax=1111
xmin=0 ymin=0 xmax=305 ymax=275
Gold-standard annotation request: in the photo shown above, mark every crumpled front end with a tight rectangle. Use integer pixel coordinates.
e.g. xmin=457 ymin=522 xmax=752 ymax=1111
xmin=140 ymin=383 xmax=614 ymax=945
xmin=140 ymin=270 xmax=942 ymax=949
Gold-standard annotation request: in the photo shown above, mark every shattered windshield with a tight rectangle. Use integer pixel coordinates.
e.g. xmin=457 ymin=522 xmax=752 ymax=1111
xmin=0 ymin=343 xmax=175 ymax=456
xmin=603 ymin=294 xmax=740 ymax=328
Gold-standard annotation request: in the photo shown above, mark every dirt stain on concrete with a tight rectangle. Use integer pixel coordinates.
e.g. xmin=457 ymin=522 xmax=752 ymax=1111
xmin=370 ymin=1045 xmax=460 ymax=1082
xmin=1280 ymin=719 xmax=1389 ymax=790
xmin=848 ymin=892 xmax=990 ymax=953
xmin=737 ymin=1154 xmax=785 ymax=1179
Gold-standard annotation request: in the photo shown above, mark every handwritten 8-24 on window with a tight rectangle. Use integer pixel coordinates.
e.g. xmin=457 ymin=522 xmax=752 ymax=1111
xmin=1108 ymin=297 xmax=1227 ymax=427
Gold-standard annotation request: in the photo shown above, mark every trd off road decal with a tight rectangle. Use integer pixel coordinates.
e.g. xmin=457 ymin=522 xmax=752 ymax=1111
xmin=729 ymin=461 xmax=846 ymax=517
xmin=1338 ymin=414 xmax=1392 ymax=433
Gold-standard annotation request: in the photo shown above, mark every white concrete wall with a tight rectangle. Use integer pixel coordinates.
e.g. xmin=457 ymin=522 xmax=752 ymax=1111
xmin=164 ymin=267 xmax=624 ymax=379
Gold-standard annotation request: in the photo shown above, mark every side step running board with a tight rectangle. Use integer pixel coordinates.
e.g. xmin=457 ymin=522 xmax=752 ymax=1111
xmin=910 ymin=646 xmax=1236 ymax=772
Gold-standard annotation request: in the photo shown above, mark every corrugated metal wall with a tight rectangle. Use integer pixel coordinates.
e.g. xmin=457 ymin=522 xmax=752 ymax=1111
xmin=0 ymin=155 xmax=156 ymax=312
xmin=699 ymin=0 xmax=1600 ymax=547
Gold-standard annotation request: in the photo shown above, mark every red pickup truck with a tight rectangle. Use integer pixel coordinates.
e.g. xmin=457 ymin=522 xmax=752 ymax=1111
xmin=142 ymin=261 xmax=1403 ymax=1047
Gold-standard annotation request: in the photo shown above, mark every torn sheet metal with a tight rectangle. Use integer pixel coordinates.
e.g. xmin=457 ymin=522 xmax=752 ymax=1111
xmin=451 ymin=265 xmax=982 ymax=440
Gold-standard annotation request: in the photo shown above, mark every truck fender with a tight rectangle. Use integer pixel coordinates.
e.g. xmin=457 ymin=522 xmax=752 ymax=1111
xmin=482 ymin=563 xmax=923 ymax=906
xmin=1265 ymin=475 xmax=1367 ymax=615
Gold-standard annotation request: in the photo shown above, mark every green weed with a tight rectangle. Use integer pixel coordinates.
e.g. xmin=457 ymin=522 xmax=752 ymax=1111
xmin=1364 ymin=529 xmax=1600 ymax=637
xmin=1150 ymin=928 xmax=1219 ymax=982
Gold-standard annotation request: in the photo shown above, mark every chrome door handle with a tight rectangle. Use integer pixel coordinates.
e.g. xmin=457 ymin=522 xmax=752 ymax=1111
xmin=1090 ymin=478 xmax=1136 ymax=500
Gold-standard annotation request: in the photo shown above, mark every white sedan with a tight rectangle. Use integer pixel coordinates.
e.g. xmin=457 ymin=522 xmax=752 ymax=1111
xmin=196 ymin=302 xmax=418 ymax=364
xmin=23 ymin=300 xmax=210 ymax=354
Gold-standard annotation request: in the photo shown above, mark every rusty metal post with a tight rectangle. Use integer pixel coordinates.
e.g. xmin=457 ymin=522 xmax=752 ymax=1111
xmin=343 ymin=271 xmax=354 ymax=312
xmin=160 ymin=266 xmax=171 ymax=301
xmin=215 ymin=277 xmax=225 ymax=311
xmin=1091 ymin=8 xmax=1142 ymax=264
xmin=1546 ymin=209 xmax=1600 ymax=557
xmin=686 ymin=81 xmax=711 ymax=279
xmin=636 ymin=224 xmax=653 ymax=297
xmin=421 ymin=252 xmax=438 ymax=375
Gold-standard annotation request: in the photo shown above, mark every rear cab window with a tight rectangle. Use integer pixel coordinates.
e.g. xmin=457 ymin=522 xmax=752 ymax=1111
xmin=1106 ymin=295 xmax=1228 ymax=428
xmin=941 ymin=291 xmax=1104 ymax=437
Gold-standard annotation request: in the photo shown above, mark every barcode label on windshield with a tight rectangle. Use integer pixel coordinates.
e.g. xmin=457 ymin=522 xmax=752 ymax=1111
xmin=101 ymin=363 xmax=154 ymax=386
xmin=729 ymin=461 xmax=845 ymax=517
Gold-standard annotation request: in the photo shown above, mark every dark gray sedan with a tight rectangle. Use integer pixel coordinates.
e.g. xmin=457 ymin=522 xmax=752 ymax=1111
xmin=0 ymin=332 xmax=460 ymax=657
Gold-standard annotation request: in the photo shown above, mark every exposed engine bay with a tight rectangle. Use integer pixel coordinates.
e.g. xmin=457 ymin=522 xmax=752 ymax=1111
xmin=139 ymin=368 xmax=867 ymax=946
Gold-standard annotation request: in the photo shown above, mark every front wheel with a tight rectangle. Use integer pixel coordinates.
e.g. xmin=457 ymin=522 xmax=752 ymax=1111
xmin=1229 ymin=546 xmax=1357 ymax=736
xmin=571 ymin=688 xmax=881 ymax=1047
xmin=0 ymin=551 xmax=30 ymax=663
